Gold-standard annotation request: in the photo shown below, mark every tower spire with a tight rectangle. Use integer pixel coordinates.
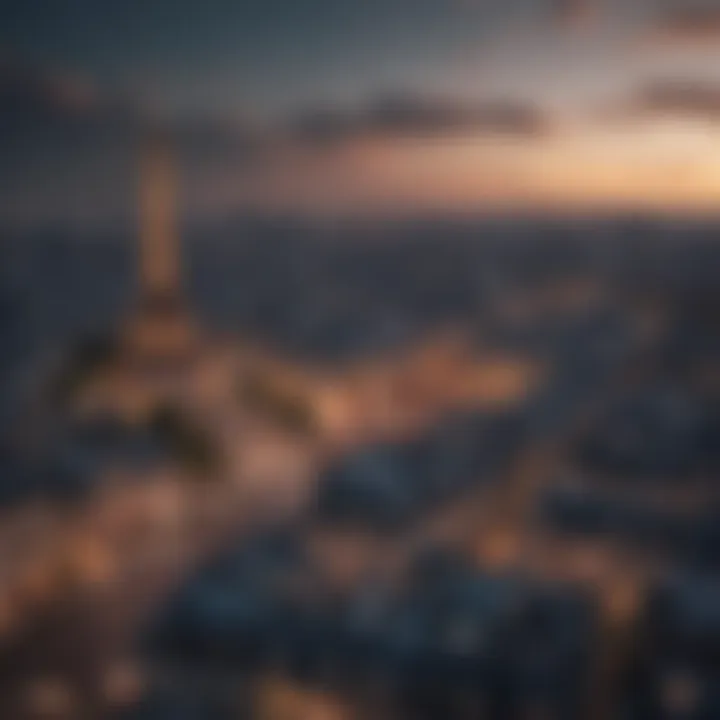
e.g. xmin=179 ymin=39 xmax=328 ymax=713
xmin=139 ymin=130 xmax=181 ymax=301
xmin=124 ymin=128 xmax=195 ymax=364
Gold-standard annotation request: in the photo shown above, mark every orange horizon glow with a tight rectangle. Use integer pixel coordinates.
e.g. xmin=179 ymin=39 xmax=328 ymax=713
xmin=199 ymin=118 xmax=720 ymax=217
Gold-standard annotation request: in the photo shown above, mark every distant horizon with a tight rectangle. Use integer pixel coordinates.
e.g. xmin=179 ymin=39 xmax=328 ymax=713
xmin=6 ymin=203 xmax=720 ymax=240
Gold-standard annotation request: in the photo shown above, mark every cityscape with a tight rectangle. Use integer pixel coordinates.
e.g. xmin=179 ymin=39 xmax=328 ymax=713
xmin=1 ymin=1 xmax=720 ymax=719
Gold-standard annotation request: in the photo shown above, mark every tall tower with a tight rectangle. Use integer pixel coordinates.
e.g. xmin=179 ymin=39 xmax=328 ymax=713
xmin=126 ymin=131 xmax=195 ymax=363
xmin=139 ymin=133 xmax=181 ymax=304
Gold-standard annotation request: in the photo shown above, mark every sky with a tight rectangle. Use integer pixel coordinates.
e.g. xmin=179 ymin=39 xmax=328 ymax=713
xmin=3 ymin=0 xmax=720 ymax=225
xmin=0 ymin=0 xmax=694 ymax=116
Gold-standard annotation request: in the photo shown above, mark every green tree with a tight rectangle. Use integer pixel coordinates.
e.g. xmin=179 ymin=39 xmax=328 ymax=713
xmin=51 ymin=333 xmax=118 ymax=406
xmin=149 ymin=403 xmax=220 ymax=477
xmin=238 ymin=372 xmax=317 ymax=436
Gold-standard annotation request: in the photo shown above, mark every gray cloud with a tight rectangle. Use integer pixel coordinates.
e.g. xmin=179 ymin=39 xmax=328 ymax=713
xmin=645 ymin=6 xmax=720 ymax=47
xmin=631 ymin=80 xmax=720 ymax=121
xmin=290 ymin=94 xmax=550 ymax=145
xmin=553 ymin=0 xmax=597 ymax=30
xmin=0 ymin=57 xmax=551 ymax=228
xmin=0 ymin=55 xmax=550 ymax=151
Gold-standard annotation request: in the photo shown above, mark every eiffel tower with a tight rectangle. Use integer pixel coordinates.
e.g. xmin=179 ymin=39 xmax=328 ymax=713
xmin=124 ymin=130 xmax=196 ymax=367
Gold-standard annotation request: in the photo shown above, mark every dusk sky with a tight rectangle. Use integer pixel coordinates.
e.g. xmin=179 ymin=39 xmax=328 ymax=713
xmin=3 ymin=0 xmax=720 ymax=224
xmin=3 ymin=0 xmax=718 ymax=116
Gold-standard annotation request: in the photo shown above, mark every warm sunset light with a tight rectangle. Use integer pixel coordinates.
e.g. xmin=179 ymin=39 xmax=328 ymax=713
xmin=204 ymin=119 xmax=720 ymax=216
xmin=4 ymin=1 xmax=720 ymax=223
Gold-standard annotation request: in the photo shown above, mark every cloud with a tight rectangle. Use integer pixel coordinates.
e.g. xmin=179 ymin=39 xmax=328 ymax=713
xmin=0 ymin=56 xmax=552 ymax=228
xmin=553 ymin=0 xmax=597 ymax=30
xmin=0 ymin=56 xmax=548 ymax=158
xmin=645 ymin=6 xmax=720 ymax=48
xmin=630 ymin=80 xmax=720 ymax=121
xmin=290 ymin=94 xmax=550 ymax=145
xmin=0 ymin=55 xmax=140 ymax=160
xmin=0 ymin=56 xmax=97 ymax=116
